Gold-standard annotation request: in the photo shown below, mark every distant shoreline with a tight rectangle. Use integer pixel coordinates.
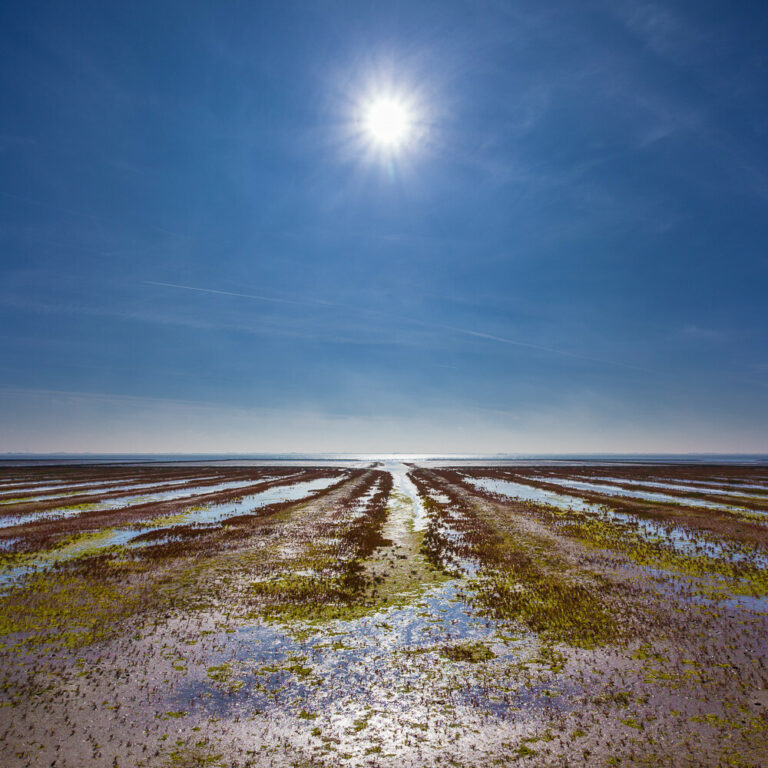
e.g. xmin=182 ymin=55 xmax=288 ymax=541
xmin=1 ymin=453 xmax=767 ymax=467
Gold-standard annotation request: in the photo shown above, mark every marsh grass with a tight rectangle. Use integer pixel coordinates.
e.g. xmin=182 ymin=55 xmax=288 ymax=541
xmin=440 ymin=641 xmax=495 ymax=663
xmin=247 ymin=472 xmax=394 ymax=623
xmin=411 ymin=470 xmax=619 ymax=647
xmin=0 ymin=566 xmax=152 ymax=650
xmin=561 ymin=515 xmax=768 ymax=597
xmin=0 ymin=470 xmax=363 ymax=652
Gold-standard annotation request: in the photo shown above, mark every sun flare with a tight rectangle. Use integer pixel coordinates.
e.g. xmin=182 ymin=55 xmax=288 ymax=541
xmin=363 ymin=96 xmax=412 ymax=149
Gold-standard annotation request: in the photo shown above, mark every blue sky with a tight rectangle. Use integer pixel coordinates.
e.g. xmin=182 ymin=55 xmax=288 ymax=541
xmin=1 ymin=0 xmax=767 ymax=453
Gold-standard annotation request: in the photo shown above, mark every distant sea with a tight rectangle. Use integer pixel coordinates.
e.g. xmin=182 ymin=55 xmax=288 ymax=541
xmin=0 ymin=453 xmax=767 ymax=467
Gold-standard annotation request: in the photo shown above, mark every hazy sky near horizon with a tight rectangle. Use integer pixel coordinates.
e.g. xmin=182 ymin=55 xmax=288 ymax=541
xmin=1 ymin=0 xmax=767 ymax=453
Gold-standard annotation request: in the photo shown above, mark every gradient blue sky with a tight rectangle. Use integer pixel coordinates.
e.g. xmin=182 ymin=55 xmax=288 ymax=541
xmin=1 ymin=0 xmax=767 ymax=453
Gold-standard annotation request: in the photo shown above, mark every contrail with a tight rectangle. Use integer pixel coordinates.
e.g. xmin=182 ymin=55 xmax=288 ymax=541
xmin=145 ymin=280 xmax=642 ymax=370
xmin=144 ymin=281 xmax=335 ymax=308
xmin=390 ymin=313 xmax=644 ymax=370
xmin=435 ymin=324 xmax=645 ymax=370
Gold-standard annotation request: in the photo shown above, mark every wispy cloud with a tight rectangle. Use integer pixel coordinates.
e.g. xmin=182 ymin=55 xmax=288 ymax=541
xmin=0 ymin=291 xmax=408 ymax=348
xmin=678 ymin=324 xmax=726 ymax=342
xmin=428 ymin=322 xmax=646 ymax=371
xmin=612 ymin=0 xmax=705 ymax=64
xmin=144 ymin=281 xmax=336 ymax=309
xmin=146 ymin=279 xmax=643 ymax=371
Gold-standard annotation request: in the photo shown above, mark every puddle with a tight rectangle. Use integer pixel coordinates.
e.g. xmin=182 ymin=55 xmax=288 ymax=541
xmin=467 ymin=477 xmax=601 ymax=514
xmin=646 ymin=566 xmax=768 ymax=614
xmin=428 ymin=491 xmax=451 ymax=505
xmin=0 ymin=528 xmax=154 ymax=591
xmin=0 ymin=479 xmax=135 ymax=504
xmin=0 ymin=476 xmax=347 ymax=591
xmin=0 ymin=479 xmax=283 ymax=529
xmin=387 ymin=463 xmax=429 ymax=531
xmin=659 ymin=477 xmax=768 ymax=493
xmin=174 ymin=580 xmax=537 ymax=724
xmin=466 ymin=477 xmax=768 ymax=566
xmin=166 ymin=465 xmax=543 ymax=727
xmin=713 ymin=475 xmax=768 ymax=484
xmin=0 ymin=476 xmax=223 ymax=505
xmin=0 ymin=504 xmax=101 ymax=529
xmin=0 ymin=479 xmax=94 ymax=492
xmin=570 ymin=476 xmax=768 ymax=501
xmin=526 ymin=477 xmax=758 ymax=515
xmin=170 ymin=476 xmax=344 ymax=526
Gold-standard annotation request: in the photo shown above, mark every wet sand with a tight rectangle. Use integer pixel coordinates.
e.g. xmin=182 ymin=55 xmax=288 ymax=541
xmin=1 ymin=461 xmax=767 ymax=767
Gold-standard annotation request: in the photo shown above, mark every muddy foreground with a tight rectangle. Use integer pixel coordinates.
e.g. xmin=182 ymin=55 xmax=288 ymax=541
xmin=1 ymin=461 xmax=767 ymax=767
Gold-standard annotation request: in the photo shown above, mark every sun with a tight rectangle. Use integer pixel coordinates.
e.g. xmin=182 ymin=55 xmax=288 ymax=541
xmin=363 ymin=96 xmax=412 ymax=149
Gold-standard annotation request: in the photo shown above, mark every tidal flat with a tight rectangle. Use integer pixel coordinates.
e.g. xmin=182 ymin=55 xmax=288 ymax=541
xmin=1 ymin=461 xmax=767 ymax=767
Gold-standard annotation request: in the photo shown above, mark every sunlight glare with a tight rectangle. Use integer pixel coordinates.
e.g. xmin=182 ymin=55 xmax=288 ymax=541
xmin=364 ymin=97 xmax=412 ymax=149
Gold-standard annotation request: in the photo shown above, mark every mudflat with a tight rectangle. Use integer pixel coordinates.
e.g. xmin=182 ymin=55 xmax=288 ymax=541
xmin=1 ymin=461 xmax=767 ymax=767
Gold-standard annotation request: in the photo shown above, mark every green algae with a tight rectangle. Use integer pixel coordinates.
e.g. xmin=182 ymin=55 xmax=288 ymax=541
xmin=411 ymin=472 xmax=620 ymax=647
xmin=0 ymin=568 xmax=151 ymax=650
xmin=1 ymin=473 xmax=370 ymax=652
xmin=164 ymin=741 xmax=223 ymax=767
xmin=238 ymin=471 xmax=441 ymax=627
xmin=440 ymin=641 xmax=495 ymax=663
xmin=130 ymin=510 xmax=192 ymax=528
xmin=558 ymin=514 xmax=768 ymax=597
xmin=468 ymin=562 xmax=617 ymax=648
